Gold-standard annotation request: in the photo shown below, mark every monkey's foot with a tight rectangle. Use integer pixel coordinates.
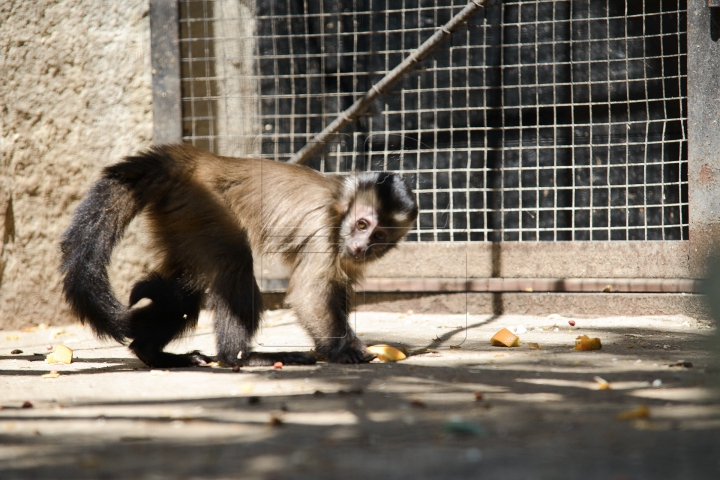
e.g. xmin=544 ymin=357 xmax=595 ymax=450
xmin=130 ymin=341 xmax=212 ymax=368
xmin=238 ymin=351 xmax=317 ymax=367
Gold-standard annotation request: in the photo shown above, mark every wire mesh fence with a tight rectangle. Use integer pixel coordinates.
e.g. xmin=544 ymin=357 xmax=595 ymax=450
xmin=179 ymin=0 xmax=688 ymax=242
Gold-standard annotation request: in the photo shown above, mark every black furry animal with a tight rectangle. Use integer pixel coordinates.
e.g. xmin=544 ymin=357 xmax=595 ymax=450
xmin=60 ymin=144 xmax=418 ymax=368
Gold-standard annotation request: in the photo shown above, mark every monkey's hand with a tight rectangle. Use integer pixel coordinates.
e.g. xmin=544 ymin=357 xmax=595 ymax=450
xmin=329 ymin=347 xmax=377 ymax=363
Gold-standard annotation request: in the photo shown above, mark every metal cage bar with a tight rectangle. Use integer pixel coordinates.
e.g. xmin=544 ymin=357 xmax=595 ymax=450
xmin=177 ymin=0 xmax=688 ymax=243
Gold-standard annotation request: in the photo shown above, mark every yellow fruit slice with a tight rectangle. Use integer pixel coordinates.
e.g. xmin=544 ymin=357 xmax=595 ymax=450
xmin=367 ymin=344 xmax=407 ymax=362
xmin=574 ymin=335 xmax=602 ymax=351
xmin=490 ymin=328 xmax=520 ymax=347
xmin=46 ymin=344 xmax=73 ymax=364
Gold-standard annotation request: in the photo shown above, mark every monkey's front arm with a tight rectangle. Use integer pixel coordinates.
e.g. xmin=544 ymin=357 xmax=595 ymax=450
xmin=284 ymin=267 xmax=370 ymax=363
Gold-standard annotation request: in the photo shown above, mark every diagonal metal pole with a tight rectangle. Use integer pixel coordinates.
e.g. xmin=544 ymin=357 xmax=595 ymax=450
xmin=288 ymin=0 xmax=486 ymax=165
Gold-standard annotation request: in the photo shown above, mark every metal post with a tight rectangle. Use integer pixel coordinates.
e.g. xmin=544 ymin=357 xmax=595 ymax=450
xmin=150 ymin=0 xmax=182 ymax=144
xmin=688 ymin=1 xmax=720 ymax=276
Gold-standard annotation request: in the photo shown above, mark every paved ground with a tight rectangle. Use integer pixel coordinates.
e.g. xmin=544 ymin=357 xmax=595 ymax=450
xmin=1 ymin=310 xmax=719 ymax=479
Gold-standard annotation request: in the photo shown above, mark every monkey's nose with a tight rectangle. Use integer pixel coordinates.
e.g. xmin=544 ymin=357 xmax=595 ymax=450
xmin=351 ymin=243 xmax=364 ymax=258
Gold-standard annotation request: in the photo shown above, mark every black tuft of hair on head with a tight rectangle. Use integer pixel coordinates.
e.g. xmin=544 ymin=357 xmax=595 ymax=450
xmin=355 ymin=172 xmax=418 ymax=221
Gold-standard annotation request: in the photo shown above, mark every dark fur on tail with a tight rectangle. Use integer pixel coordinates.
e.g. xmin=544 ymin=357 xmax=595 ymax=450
xmin=59 ymin=147 xmax=186 ymax=344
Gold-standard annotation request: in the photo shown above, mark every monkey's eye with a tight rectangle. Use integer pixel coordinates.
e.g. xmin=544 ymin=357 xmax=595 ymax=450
xmin=356 ymin=219 xmax=369 ymax=231
xmin=373 ymin=231 xmax=386 ymax=242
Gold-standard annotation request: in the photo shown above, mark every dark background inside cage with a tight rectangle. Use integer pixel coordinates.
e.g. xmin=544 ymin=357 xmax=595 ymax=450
xmin=179 ymin=0 xmax=688 ymax=242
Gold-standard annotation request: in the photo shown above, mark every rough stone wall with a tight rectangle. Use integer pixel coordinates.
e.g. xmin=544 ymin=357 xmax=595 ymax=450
xmin=0 ymin=0 xmax=153 ymax=329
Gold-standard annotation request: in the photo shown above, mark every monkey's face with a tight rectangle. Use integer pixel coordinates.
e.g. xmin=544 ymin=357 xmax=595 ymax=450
xmin=339 ymin=172 xmax=418 ymax=263
xmin=341 ymin=202 xmax=393 ymax=262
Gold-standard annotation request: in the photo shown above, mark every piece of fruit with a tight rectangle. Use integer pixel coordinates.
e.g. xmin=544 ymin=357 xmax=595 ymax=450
xmin=594 ymin=376 xmax=611 ymax=390
xmin=616 ymin=404 xmax=650 ymax=420
xmin=46 ymin=344 xmax=73 ymax=364
xmin=574 ymin=335 xmax=602 ymax=351
xmin=490 ymin=328 xmax=520 ymax=347
xmin=366 ymin=344 xmax=407 ymax=362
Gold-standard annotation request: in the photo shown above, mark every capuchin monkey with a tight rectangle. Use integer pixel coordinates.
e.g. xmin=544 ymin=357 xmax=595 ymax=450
xmin=59 ymin=144 xmax=418 ymax=368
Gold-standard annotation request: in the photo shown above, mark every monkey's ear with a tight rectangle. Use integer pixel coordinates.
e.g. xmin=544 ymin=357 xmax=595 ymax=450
xmin=335 ymin=195 xmax=352 ymax=217
xmin=336 ymin=203 xmax=350 ymax=221
xmin=339 ymin=174 xmax=363 ymax=214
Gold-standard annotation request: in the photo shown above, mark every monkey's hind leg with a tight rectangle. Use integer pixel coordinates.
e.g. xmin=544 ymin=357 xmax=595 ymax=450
xmin=127 ymin=273 xmax=210 ymax=368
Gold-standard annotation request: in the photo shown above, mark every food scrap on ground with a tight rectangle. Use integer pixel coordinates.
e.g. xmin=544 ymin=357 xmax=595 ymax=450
xmin=240 ymin=383 xmax=254 ymax=393
xmin=594 ymin=376 xmax=611 ymax=390
xmin=268 ymin=413 xmax=284 ymax=427
xmin=490 ymin=328 xmax=520 ymax=347
xmin=574 ymin=335 xmax=602 ymax=351
xmin=45 ymin=344 xmax=73 ymax=364
xmin=367 ymin=344 xmax=407 ymax=362
xmin=52 ymin=328 xmax=67 ymax=339
xmin=616 ymin=404 xmax=650 ymax=420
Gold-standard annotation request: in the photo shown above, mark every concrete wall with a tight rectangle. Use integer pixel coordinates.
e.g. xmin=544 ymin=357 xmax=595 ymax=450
xmin=0 ymin=0 xmax=153 ymax=329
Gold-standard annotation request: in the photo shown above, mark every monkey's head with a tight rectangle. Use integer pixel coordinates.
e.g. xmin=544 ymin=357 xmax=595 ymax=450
xmin=340 ymin=172 xmax=418 ymax=263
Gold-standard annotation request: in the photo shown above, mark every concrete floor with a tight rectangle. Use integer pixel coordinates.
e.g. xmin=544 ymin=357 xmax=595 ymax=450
xmin=1 ymin=310 xmax=719 ymax=479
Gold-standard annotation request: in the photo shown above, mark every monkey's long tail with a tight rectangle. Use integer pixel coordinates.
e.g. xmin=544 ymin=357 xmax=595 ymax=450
xmin=59 ymin=148 xmax=176 ymax=343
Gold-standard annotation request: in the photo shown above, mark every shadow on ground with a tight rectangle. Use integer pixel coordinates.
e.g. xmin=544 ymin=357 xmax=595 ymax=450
xmin=1 ymin=317 xmax=719 ymax=479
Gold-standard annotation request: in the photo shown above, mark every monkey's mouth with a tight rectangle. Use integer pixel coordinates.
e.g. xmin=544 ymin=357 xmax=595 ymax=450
xmin=351 ymin=248 xmax=385 ymax=263
xmin=346 ymin=246 xmax=371 ymax=261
